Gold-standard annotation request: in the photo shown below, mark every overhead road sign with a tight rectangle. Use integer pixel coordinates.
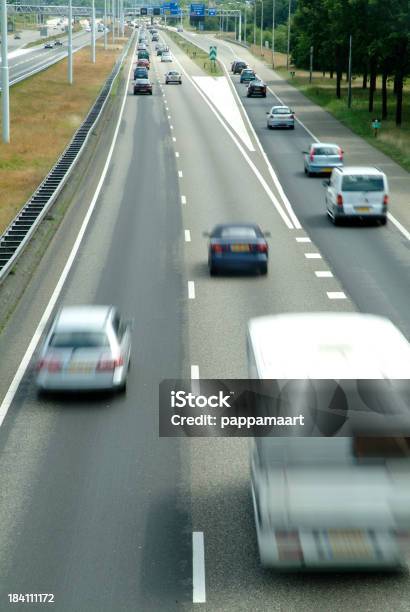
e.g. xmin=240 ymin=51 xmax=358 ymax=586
xmin=153 ymin=7 xmax=161 ymax=15
xmin=140 ymin=7 xmax=147 ymax=15
xmin=207 ymin=8 xmax=217 ymax=16
xmin=190 ymin=3 xmax=205 ymax=16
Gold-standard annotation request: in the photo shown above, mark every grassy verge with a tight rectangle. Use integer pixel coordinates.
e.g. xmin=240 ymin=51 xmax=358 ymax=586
xmin=24 ymin=24 xmax=82 ymax=48
xmin=0 ymin=43 xmax=125 ymax=234
xmin=275 ymin=69 xmax=410 ymax=173
xmin=166 ymin=30 xmax=223 ymax=76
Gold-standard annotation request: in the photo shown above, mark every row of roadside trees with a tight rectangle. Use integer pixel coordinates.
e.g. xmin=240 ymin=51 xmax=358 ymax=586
xmin=291 ymin=0 xmax=410 ymax=125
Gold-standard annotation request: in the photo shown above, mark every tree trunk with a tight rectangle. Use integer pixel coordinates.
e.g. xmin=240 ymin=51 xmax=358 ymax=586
xmin=368 ymin=63 xmax=377 ymax=113
xmin=393 ymin=73 xmax=399 ymax=95
xmin=336 ymin=69 xmax=342 ymax=98
xmin=330 ymin=70 xmax=334 ymax=79
xmin=362 ymin=66 xmax=368 ymax=89
xmin=395 ymin=71 xmax=403 ymax=126
xmin=381 ymin=69 xmax=388 ymax=120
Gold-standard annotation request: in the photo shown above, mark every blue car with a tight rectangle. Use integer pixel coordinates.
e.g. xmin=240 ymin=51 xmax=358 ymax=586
xmin=240 ymin=69 xmax=257 ymax=84
xmin=205 ymin=223 xmax=270 ymax=275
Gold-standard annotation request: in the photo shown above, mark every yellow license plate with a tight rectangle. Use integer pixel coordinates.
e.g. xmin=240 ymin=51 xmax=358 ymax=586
xmin=231 ymin=244 xmax=249 ymax=252
xmin=327 ymin=530 xmax=374 ymax=559
xmin=323 ymin=168 xmax=332 ymax=172
xmin=68 ymin=364 xmax=93 ymax=373
xmin=355 ymin=206 xmax=370 ymax=212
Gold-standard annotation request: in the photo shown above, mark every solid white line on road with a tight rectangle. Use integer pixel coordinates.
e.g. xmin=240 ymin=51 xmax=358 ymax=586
xmin=185 ymin=229 xmax=191 ymax=242
xmin=191 ymin=365 xmax=200 ymax=379
xmin=296 ymin=236 xmax=311 ymax=243
xmin=172 ymin=136 xmax=177 ymax=142
xmin=0 ymin=35 xmax=138 ymax=428
xmin=181 ymin=195 xmax=187 ymax=205
xmin=192 ymin=532 xmax=206 ymax=604
xmin=387 ymin=212 xmax=410 ymax=242
xmin=315 ymin=270 xmax=333 ymax=278
xmin=188 ymin=281 xmax=195 ymax=299
xmin=175 ymin=152 xmax=180 ymax=158
xmin=327 ymin=291 xmax=347 ymax=300
xmin=305 ymin=253 xmax=322 ymax=259
xmin=178 ymin=170 xmax=183 ymax=178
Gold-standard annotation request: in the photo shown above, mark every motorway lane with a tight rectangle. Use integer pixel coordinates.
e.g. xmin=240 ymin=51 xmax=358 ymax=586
xmin=0 ymin=42 xmax=191 ymax=611
xmin=0 ymin=31 xmax=103 ymax=88
xmin=167 ymin=30 xmax=410 ymax=340
xmin=156 ymin=33 xmax=410 ymax=612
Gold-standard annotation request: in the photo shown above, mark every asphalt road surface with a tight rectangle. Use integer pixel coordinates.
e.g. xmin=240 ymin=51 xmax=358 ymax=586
xmin=0 ymin=27 xmax=409 ymax=612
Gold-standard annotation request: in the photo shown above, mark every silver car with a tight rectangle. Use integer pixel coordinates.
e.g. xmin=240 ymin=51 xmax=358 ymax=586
xmin=161 ymin=52 xmax=173 ymax=62
xmin=266 ymin=105 xmax=295 ymax=130
xmin=36 ymin=305 xmax=132 ymax=393
xmin=303 ymin=142 xmax=344 ymax=176
xmin=165 ymin=70 xmax=182 ymax=84
xmin=324 ymin=166 xmax=388 ymax=225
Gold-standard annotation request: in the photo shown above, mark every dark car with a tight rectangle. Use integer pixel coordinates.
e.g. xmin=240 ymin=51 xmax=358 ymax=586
xmin=137 ymin=50 xmax=150 ymax=60
xmin=134 ymin=78 xmax=153 ymax=95
xmin=54 ymin=39 xmax=63 ymax=46
xmin=44 ymin=42 xmax=54 ymax=49
xmin=232 ymin=60 xmax=248 ymax=74
xmin=157 ymin=46 xmax=167 ymax=56
xmin=240 ymin=68 xmax=257 ymax=83
xmin=247 ymin=78 xmax=267 ymax=97
xmin=205 ymin=223 xmax=270 ymax=275
xmin=134 ymin=66 xmax=149 ymax=80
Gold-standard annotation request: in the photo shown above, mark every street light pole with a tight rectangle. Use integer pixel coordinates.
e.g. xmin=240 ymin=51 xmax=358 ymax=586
xmin=104 ymin=0 xmax=107 ymax=49
xmin=253 ymin=0 xmax=256 ymax=45
xmin=347 ymin=34 xmax=353 ymax=108
xmin=260 ymin=0 xmax=263 ymax=53
xmin=271 ymin=0 xmax=275 ymax=68
xmin=91 ymin=0 xmax=96 ymax=63
xmin=68 ymin=0 xmax=73 ymax=83
xmin=1 ymin=0 xmax=10 ymax=142
xmin=309 ymin=45 xmax=313 ymax=83
xmin=112 ymin=0 xmax=115 ymax=44
xmin=239 ymin=10 xmax=242 ymax=42
xmin=286 ymin=0 xmax=291 ymax=70
xmin=244 ymin=4 xmax=247 ymax=45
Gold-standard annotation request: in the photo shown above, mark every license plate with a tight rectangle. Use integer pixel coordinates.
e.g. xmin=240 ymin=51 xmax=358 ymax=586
xmin=231 ymin=244 xmax=249 ymax=252
xmin=326 ymin=530 xmax=374 ymax=559
xmin=68 ymin=363 xmax=93 ymax=374
xmin=355 ymin=206 xmax=370 ymax=213
xmin=323 ymin=168 xmax=332 ymax=173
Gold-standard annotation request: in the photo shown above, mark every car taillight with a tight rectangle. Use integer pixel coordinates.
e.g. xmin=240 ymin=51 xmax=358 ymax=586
xmin=211 ymin=244 xmax=223 ymax=253
xmin=37 ymin=358 xmax=62 ymax=372
xmin=338 ymin=147 xmax=343 ymax=161
xmin=97 ymin=356 xmax=124 ymax=372
xmin=383 ymin=194 xmax=389 ymax=206
xmin=256 ymin=243 xmax=268 ymax=253
xmin=275 ymin=530 xmax=304 ymax=562
xmin=309 ymin=150 xmax=315 ymax=162
xmin=336 ymin=193 xmax=344 ymax=207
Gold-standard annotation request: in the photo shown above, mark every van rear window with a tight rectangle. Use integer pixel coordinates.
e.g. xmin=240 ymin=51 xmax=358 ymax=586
xmin=342 ymin=176 xmax=384 ymax=191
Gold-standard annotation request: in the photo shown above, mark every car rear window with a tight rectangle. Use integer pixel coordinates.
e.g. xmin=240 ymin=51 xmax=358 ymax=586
xmin=342 ymin=175 xmax=384 ymax=191
xmin=272 ymin=108 xmax=291 ymax=114
xmin=313 ymin=146 xmax=339 ymax=155
xmin=50 ymin=332 xmax=110 ymax=348
xmin=220 ymin=227 xmax=258 ymax=238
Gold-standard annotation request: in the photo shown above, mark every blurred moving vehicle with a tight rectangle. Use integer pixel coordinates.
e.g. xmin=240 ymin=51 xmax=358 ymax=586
xmin=247 ymin=78 xmax=267 ymax=98
xmin=240 ymin=68 xmax=257 ymax=83
xmin=134 ymin=66 xmax=149 ymax=80
xmin=136 ymin=58 xmax=150 ymax=70
xmin=266 ymin=105 xmax=295 ymax=129
xmin=134 ymin=78 xmax=153 ymax=95
xmin=36 ymin=305 xmax=132 ymax=393
xmin=232 ymin=59 xmax=248 ymax=74
xmin=177 ymin=26 xmax=184 ymax=32
xmin=14 ymin=33 xmax=21 ymax=40
xmin=165 ymin=70 xmax=182 ymax=84
xmin=247 ymin=312 xmax=410 ymax=570
xmin=324 ymin=166 xmax=388 ymax=226
xmin=137 ymin=50 xmax=150 ymax=60
xmin=54 ymin=39 xmax=63 ymax=46
xmin=161 ymin=51 xmax=173 ymax=62
xmin=303 ymin=142 xmax=344 ymax=176
xmin=205 ymin=223 xmax=270 ymax=276
xmin=44 ymin=42 xmax=54 ymax=49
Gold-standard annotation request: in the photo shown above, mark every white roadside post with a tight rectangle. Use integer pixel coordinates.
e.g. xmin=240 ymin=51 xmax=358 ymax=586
xmin=239 ymin=10 xmax=242 ymax=42
xmin=1 ymin=0 xmax=10 ymax=142
xmin=104 ymin=0 xmax=107 ymax=49
xmin=68 ymin=0 xmax=73 ymax=83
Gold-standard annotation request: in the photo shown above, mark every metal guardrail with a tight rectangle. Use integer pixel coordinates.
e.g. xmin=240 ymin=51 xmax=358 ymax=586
xmin=0 ymin=33 xmax=134 ymax=284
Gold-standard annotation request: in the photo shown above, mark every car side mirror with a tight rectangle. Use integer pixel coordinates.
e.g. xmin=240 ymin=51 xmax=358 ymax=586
xmin=266 ymin=111 xmax=270 ymax=115
xmin=263 ymin=231 xmax=271 ymax=237
xmin=322 ymin=180 xmax=330 ymax=187
xmin=302 ymin=151 xmax=308 ymax=154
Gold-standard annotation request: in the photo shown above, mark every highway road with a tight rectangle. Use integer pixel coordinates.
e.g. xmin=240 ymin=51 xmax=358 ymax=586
xmin=0 ymin=30 xmax=103 ymax=89
xmin=0 ymin=26 xmax=409 ymax=612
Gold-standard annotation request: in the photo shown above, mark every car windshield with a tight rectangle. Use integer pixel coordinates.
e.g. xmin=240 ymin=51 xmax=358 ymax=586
xmin=50 ymin=331 xmax=110 ymax=348
xmin=272 ymin=108 xmax=291 ymax=114
xmin=342 ymin=175 xmax=384 ymax=191
xmin=220 ymin=227 xmax=258 ymax=238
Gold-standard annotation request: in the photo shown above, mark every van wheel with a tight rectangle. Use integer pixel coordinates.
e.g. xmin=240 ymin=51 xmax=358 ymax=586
xmin=380 ymin=217 xmax=387 ymax=226
xmin=259 ymin=263 xmax=268 ymax=275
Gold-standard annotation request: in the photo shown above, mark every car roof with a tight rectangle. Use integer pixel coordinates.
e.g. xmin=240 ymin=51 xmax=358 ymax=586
xmin=271 ymin=105 xmax=290 ymax=110
xmin=248 ymin=313 xmax=410 ymax=379
xmin=54 ymin=306 xmax=112 ymax=332
xmin=311 ymin=142 xmax=340 ymax=148
xmin=211 ymin=223 xmax=262 ymax=236
xmin=335 ymin=166 xmax=385 ymax=176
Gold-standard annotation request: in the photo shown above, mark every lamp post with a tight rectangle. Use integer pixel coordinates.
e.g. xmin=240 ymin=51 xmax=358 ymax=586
xmin=260 ymin=0 xmax=263 ymax=54
xmin=68 ymin=0 xmax=73 ymax=82
xmin=1 ymin=0 xmax=10 ymax=142
xmin=286 ymin=0 xmax=291 ymax=70
xmin=91 ymin=0 xmax=96 ymax=63
xmin=104 ymin=0 xmax=107 ymax=49
xmin=271 ymin=0 xmax=275 ymax=68
xmin=253 ymin=0 xmax=256 ymax=45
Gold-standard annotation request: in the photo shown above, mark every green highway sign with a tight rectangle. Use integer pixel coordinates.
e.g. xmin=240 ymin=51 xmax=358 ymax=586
xmin=209 ymin=45 xmax=217 ymax=60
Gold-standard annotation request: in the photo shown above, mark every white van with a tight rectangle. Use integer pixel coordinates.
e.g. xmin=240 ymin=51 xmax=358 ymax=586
xmin=247 ymin=312 xmax=410 ymax=570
